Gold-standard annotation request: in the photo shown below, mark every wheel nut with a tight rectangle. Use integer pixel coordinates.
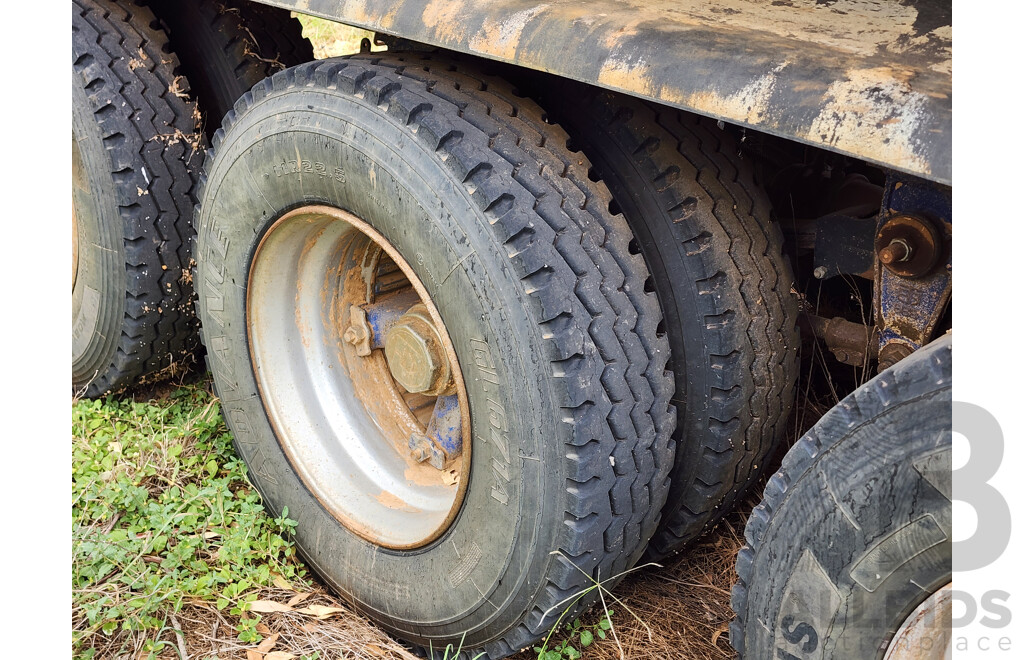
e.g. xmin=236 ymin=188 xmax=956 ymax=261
xmin=385 ymin=304 xmax=453 ymax=395
xmin=343 ymin=306 xmax=372 ymax=356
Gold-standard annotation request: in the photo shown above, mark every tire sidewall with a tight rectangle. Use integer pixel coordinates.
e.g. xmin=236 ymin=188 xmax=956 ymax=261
xmin=747 ymin=392 xmax=952 ymax=659
xmin=197 ymin=85 xmax=565 ymax=643
xmin=72 ymin=69 xmax=125 ymax=387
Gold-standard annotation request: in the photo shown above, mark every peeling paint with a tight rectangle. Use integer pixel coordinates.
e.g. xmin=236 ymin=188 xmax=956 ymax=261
xmin=262 ymin=0 xmax=951 ymax=182
xmin=667 ymin=0 xmax=921 ymax=57
xmin=470 ymin=4 xmax=549 ymax=60
xmin=688 ymin=62 xmax=788 ymax=126
xmin=421 ymin=0 xmax=469 ymax=43
xmin=597 ymin=54 xmax=656 ymax=97
xmin=808 ymin=67 xmax=931 ymax=176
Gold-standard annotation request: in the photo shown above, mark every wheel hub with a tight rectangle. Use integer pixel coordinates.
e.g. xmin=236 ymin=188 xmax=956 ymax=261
xmin=385 ymin=304 xmax=453 ymax=396
xmin=247 ymin=205 xmax=470 ymax=549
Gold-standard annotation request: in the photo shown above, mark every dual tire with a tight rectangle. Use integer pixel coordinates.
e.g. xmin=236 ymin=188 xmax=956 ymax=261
xmin=195 ymin=53 xmax=799 ymax=656
xmin=72 ymin=0 xmax=202 ymax=397
xmin=71 ymin=0 xmax=312 ymax=396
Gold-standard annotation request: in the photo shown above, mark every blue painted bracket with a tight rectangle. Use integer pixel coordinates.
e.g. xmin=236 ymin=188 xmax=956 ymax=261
xmin=875 ymin=174 xmax=952 ymax=370
xmin=426 ymin=394 xmax=462 ymax=458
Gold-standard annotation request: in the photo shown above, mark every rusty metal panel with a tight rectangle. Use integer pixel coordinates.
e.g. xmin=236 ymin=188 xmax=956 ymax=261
xmin=257 ymin=0 xmax=952 ymax=184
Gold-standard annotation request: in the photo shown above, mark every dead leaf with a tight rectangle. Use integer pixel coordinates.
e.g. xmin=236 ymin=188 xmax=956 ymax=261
xmin=256 ymin=623 xmax=272 ymax=635
xmin=245 ymin=651 xmax=262 ymax=660
xmin=203 ymin=531 xmax=221 ymax=539
xmin=710 ymin=620 xmax=729 ymax=646
xmin=272 ymin=573 xmax=294 ymax=591
xmin=256 ymin=633 xmax=280 ymax=654
xmin=300 ymin=622 xmax=317 ymax=633
xmin=366 ymin=644 xmax=385 ymax=657
xmin=285 ymin=592 xmax=311 ymax=607
xmin=296 ymin=604 xmax=345 ymax=619
xmin=249 ymin=600 xmax=294 ymax=614
xmin=265 ymin=653 xmax=295 ymax=660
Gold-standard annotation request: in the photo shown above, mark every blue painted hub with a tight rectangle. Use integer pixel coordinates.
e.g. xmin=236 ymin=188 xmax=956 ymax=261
xmin=359 ymin=290 xmax=463 ymax=463
xmin=362 ymin=289 xmax=419 ymax=350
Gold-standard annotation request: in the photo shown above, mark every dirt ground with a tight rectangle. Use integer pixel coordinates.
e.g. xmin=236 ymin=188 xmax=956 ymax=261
xmin=164 ymin=510 xmax=749 ymax=660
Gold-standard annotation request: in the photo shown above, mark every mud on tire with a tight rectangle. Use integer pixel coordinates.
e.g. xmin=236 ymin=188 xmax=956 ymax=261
xmin=146 ymin=0 xmax=313 ymax=137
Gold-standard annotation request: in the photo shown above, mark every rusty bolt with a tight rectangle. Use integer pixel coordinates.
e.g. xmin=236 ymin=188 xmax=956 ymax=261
xmin=878 ymin=238 xmax=912 ymax=265
xmin=874 ymin=214 xmax=943 ymax=279
xmin=408 ymin=433 xmax=446 ymax=470
xmin=343 ymin=306 xmax=372 ymax=356
xmin=408 ymin=434 xmax=431 ymax=463
xmin=385 ymin=304 xmax=453 ymax=396
xmin=878 ymin=341 xmax=914 ymax=372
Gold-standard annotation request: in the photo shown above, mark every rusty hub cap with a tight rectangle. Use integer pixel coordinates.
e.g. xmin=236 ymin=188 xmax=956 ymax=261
xmin=247 ymin=205 xmax=470 ymax=549
xmin=883 ymin=583 xmax=952 ymax=660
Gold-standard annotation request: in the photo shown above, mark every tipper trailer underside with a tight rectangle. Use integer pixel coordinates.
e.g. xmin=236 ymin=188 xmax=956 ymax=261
xmin=257 ymin=0 xmax=952 ymax=184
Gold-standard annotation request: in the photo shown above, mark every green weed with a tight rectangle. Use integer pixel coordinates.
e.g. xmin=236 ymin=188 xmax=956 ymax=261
xmin=532 ymin=611 xmax=614 ymax=660
xmin=71 ymin=383 xmax=306 ymax=655
xmin=430 ymin=632 xmax=486 ymax=660
xmin=532 ymin=553 xmax=658 ymax=660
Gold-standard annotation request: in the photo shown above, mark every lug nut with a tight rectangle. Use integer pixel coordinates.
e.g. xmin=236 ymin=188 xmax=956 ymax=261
xmin=343 ymin=307 xmax=372 ymax=356
xmin=408 ymin=433 xmax=446 ymax=470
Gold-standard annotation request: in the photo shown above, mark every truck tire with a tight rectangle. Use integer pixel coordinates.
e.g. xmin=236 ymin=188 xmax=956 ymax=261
xmin=533 ymin=83 xmax=799 ymax=558
xmin=195 ymin=55 xmax=673 ymax=658
xmin=72 ymin=0 xmax=201 ymax=397
xmin=146 ymin=0 xmax=313 ymax=136
xmin=731 ymin=334 xmax=952 ymax=659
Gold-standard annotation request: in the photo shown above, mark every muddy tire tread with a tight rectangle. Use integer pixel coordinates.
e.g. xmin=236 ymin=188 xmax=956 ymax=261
xmin=145 ymin=0 xmax=313 ymax=134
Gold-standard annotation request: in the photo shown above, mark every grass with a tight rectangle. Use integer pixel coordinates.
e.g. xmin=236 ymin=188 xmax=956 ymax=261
xmin=71 ymin=374 xmax=747 ymax=659
xmin=71 ymin=377 xmax=423 ymax=660
xmin=70 ymin=12 xmax=771 ymax=660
